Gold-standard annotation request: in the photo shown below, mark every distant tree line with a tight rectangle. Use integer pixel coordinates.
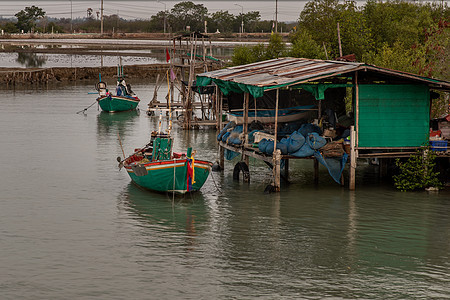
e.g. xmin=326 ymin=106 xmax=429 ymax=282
xmin=0 ymin=1 xmax=292 ymax=35
xmin=233 ymin=0 xmax=448 ymax=79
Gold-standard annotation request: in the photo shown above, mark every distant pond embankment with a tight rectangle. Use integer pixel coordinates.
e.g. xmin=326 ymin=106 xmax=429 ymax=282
xmin=0 ymin=36 xmax=231 ymax=84
xmin=0 ymin=64 xmax=209 ymax=85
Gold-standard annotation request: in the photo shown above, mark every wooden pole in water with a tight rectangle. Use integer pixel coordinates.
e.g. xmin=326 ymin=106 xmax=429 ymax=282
xmin=243 ymin=92 xmax=249 ymax=169
xmin=273 ymin=89 xmax=281 ymax=191
xmin=349 ymin=71 xmax=359 ymax=190
xmin=349 ymin=125 xmax=356 ymax=190
xmin=314 ymin=159 xmax=319 ymax=184
xmin=355 ymin=71 xmax=359 ymax=149
xmin=283 ymin=158 xmax=289 ymax=182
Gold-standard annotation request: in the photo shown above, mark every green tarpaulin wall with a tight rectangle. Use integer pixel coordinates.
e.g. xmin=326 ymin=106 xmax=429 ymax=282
xmin=196 ymin=76 xmax=265 ymax=98
xmin=358 ymin=84 xmax=430 ymax=147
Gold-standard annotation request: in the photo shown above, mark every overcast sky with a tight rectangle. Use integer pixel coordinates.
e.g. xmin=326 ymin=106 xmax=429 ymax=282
xmin=0 ymin=1 xmax=317 ymax=22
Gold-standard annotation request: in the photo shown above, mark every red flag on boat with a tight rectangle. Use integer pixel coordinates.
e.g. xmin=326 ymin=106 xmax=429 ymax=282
xmin=165 ymin=48 xmax=170 ymax=62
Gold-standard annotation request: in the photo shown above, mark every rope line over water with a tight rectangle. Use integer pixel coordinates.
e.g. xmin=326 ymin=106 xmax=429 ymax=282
xmin=76 ymin=101 xmax=97 ymax=114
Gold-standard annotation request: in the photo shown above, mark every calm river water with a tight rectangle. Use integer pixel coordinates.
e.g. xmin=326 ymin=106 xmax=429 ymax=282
xmin=1 ymin=81 xmax=449 ymax=299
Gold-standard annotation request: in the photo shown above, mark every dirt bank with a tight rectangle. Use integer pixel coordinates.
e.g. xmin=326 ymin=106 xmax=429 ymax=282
xmin=0 ymin=64 xmax=210 ymax=85
xmin=1 ymin=32 xmax=289 ymax=42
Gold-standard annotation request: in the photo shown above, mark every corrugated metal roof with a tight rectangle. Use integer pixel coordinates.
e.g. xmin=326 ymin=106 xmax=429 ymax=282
xmin=197 ymin=57 xmax=450 ymax=90
xmin=198 ymin=57 xmax=362 ymax=88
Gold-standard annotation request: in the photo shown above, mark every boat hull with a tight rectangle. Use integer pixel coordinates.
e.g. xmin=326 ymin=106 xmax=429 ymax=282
xmin=97 ymin=95 xmax=140 ymax=112
xmin=124 ymin=159 xmax=212 ymax=194
xmin=228 ymin=105 xmax=316 ymax=124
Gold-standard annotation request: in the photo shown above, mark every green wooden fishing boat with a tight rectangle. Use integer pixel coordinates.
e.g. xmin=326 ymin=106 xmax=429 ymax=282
xmin=121 ymin=132 xmax=212 ymax=194
xmin=97 ymin=94 xmax=140 ymax=112
xmin=96 ymin=64 xmax=140 ymax=112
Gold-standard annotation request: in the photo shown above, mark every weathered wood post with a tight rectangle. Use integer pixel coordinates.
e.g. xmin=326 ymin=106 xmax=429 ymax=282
xmin=349 ymin=70 xmax=359 ymax=190
xmin=314 ymin=159 xmax=319 ymax=183
xmin=349 ymin=125 xmax=357 ymax=190
xmin=219 ymin=146 xmax=224 ymax=170
xmin=273 ymin=89 xmax=281 ymax=191
xmin=283 ymin=159 xmax=289 ymax=182
xmin=217 ymin=87 xmax=225 ymax=170
xmin=242 ymin=93 xmax=250 ymax=180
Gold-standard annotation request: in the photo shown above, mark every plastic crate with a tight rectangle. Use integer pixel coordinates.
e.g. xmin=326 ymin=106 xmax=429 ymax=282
xmin=430 ymin=140 xmax=448 ymax=152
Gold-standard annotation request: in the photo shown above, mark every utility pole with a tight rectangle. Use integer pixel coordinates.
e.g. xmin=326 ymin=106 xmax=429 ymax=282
xmin=101 ymin=0 xmax=104 ymax=34
xmin=275 ymin=0 xmax=278 ymax=33
xmin=234 ymin=3 xmax=243 ymax=38
xmin=337 ymin=22 xmax=342 ymax=57
xmin=70 ymin=0 xmax=72 ymax=33
xmin=157 ymin=0 xmax=166 ymax=35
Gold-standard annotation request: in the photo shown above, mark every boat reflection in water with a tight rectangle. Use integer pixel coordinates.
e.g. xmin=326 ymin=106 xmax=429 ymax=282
xmin=118 ymin=183 xmax=210 ymax=250
xmin=96 ymin=110 xmax=140 ymax=138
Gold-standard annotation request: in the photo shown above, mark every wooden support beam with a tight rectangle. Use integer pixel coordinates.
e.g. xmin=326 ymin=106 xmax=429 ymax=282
xmin=219 ymin=141 xmax=273 ymax=162
xmin=380 ymin=158 xmax=388 ymax=178
xmin=264 ymin=161 xmax=289 ymax=183
xmin=273 ymin=150 xmax=281 ymax=191
xmin=219 ymin=143 xmax=224 ymax=170
xmin=242 ymin=92 xmax=249 ymax=165
xmin=355 ymin=71 xmax=359 ymax=151
xmin=314 ymin=158 xmax=319 ymax=184
xmin=283 ymin=159 xmax=289 ymax=182
xmin=349 ymin=125 xmax=357 ymax=190
xmin=273 ymin=89 xmax=281 ymax=192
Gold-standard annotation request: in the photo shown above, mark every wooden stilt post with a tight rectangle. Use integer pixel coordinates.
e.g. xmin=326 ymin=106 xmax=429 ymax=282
xmin=349 ymin=125 xmax=356 ymax=190
xmin=314 ymin=159 xmax=319 ymax=184
xmin=274 ymin=150 xmax=281 ymax=190
xmin=243 ymin=93 xmax=249 ymax=174
xmin=218 ymin=88 xmax=223 ymax=131
xmin=219 ymin=145 xmax=224 ymax=170
xmin=218 ymin=87 xmax=224 ymax=170
xmin=349 ymin=70 xmax=359 ymax=190
xmin=379 ymin=158 xmax=383 ymax=179
xmin=283 ymin=158 xmax=289 ymax=182
xmin=273 ymin=89 xmax=281 ymax=192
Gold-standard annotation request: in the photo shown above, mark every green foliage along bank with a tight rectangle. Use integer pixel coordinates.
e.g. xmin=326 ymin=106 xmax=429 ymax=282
xmin=393 ymin=148 xmax=442 ymax=192
xmin=230 ymin=0 xmax=449 ymax=117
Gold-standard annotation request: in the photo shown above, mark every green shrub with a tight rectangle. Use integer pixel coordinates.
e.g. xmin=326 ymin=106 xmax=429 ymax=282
xmin=393 ymin=147 xmax=442 ymax=191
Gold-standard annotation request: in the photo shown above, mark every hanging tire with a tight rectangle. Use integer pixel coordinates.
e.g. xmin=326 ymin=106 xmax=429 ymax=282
xmin=233 ymin=161 xmax=250 ymax=182
xmin=95 ymin=81 xmax=107 ymax=91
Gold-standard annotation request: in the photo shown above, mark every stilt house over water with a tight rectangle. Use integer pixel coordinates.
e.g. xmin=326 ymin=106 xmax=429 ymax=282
xmin=196 ymin=57 xmax=450 ymax=191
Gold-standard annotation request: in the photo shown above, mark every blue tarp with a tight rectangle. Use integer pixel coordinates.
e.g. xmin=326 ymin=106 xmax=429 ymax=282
xmin=218 ymin=121 xmax=347 ymax=184
xmin=314 ymin=152 xmax=348 ymax=184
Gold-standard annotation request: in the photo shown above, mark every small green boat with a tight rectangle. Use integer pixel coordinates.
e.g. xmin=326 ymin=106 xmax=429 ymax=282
xmin=121 ymin=132 xmax=212 ymax=194
xmin=96 ymin=64 xmax=140 ymax=112
xmin=97 ymin=94 xmax=140 ymax=112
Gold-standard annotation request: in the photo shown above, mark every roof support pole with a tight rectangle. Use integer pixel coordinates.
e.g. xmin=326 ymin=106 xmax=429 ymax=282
xmin=349 ymin=125 xmax=356 ymax=190
xmin=273 ymin=89 xmax=281 ymax=192
xmin=355 ymin=71 xmax=359 ymax=150
xmin=242 ymin=93 xmax=250 ymax=173
xmin=314 ymin=159 xmax=319 ymax=184
xmin=218 ymin=88 xmax=224 ymax=170
xmin=349 ymin=71 xmax=359 ymax=190
xmin=219 ymin=144 xmax=225 ymax=170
